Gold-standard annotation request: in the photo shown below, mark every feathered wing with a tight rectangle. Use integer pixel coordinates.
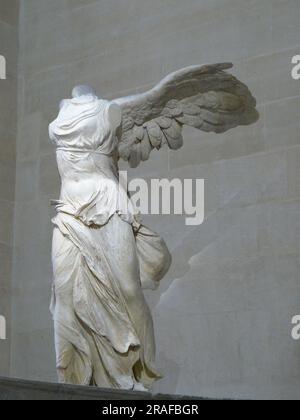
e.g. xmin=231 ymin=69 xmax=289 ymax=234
xmin=114 ymin=63 xmax=259 ymax=168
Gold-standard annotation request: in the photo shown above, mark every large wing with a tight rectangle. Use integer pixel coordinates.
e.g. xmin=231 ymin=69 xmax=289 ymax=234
xmin=114 ymin=63 xmax=258 ymax=168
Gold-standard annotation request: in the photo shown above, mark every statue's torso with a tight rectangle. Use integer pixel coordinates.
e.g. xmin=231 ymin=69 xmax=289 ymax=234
xmin=49 ymin=95 xmax=135 ymax=226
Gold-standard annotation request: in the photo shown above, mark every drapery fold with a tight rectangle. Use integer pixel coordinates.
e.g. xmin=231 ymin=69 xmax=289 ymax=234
xmin=51 ymin=212 xmax=171 ymax=389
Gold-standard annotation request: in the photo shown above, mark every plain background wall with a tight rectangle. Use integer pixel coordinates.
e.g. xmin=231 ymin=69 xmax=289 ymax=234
xmin=8 ymin=0 xmax=300 ymax=399
xmin=0 ymin=0 xmax=19 ymax=376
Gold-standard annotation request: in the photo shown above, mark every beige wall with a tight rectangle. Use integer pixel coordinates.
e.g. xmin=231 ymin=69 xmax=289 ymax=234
xmin=9 ymin=0 xmax=300 ymax=399
xmin=0 ymin=0 xmax=18 ymax=376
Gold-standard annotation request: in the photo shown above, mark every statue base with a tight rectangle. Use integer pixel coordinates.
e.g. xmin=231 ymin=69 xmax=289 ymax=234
xmin=0 ymin=377 xmax=203 ymax=400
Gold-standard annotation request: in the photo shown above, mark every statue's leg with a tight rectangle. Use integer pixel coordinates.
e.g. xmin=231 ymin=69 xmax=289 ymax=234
xmin=101 ymin=215 xmax=162 ymax=387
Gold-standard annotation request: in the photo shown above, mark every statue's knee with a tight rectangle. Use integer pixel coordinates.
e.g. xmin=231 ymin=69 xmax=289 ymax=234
xmin=123 ymin=281 xmax=140 ymax=302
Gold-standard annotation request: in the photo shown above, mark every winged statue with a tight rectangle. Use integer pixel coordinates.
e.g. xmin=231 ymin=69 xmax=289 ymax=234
xmin=49 ymin=63 xmax=258 ymax=390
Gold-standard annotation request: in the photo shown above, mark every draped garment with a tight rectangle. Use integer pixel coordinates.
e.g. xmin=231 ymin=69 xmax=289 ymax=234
xmin=49 ymin=95 xmax=171 ymax=389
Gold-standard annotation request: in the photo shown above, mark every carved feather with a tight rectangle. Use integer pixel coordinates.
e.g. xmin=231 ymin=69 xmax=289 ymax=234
xmin=140 ymin=129 xmax=152 ymax=161
xmin=146 ymin=121 xmax=163 ymax=149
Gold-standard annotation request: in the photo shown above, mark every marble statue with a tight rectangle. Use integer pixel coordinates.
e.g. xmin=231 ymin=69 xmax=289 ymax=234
xmin=49 ymin=63 xmax=258 ymax=390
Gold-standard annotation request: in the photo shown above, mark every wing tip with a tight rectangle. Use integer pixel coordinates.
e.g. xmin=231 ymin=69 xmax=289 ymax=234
xmin=188 ymin=62 xmax=234 ymax=72
xmin=216 ymin=62 xmax=234 ymax=70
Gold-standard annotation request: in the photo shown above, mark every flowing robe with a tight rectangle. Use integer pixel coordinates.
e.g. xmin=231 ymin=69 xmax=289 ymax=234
xmin=49 ymin=95 xmax=171 ymax=389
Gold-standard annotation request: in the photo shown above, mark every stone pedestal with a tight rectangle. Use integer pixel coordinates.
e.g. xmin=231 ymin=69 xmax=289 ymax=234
xmin=0 ymin=377 xmax=202 ymax=400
